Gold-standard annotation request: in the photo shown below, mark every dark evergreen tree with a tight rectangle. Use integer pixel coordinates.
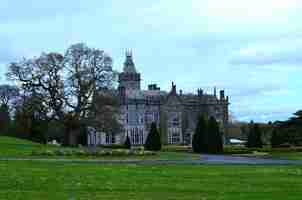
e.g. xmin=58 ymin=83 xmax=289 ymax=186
xmin=0 ymin=104 xmax=10 ymax=135
xmin=192 ymin=115 xmax=208 ymax=153
xmin=144 ymin=122 xmax=161 ymax=151
xmin=124 ymin=135 xmax=131 ymax=149
xmin=246 ymin=121 xmax=255 ymax=148
xmin=207 ymin=116 xmax=223 ymax=154
xmin=246 ymin=121 xmax=263 ymax=148
xmin=271 ymin=129 xmax=283 ymax=148
xmin=253 ymin=123 xmax=263 ymax=148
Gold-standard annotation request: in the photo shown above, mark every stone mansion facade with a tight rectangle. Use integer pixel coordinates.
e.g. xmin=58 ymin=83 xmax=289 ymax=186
xmin=88 ymin=51 xmax=229 ymax=146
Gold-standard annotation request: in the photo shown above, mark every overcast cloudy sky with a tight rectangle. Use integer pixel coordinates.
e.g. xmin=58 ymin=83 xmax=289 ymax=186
xmin=0 ymin=0 xmax=301 ymax=122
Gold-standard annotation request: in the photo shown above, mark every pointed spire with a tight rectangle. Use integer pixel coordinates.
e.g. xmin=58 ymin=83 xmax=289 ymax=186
xmin=123 ymin=49 xmax=137 ymax=73
xmin=125 ymin=49 xmax=132 ymax=58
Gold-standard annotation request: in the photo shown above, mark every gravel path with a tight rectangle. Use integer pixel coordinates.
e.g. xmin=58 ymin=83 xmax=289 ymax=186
xmin=1 ymin=155 xmax=302 ymax=165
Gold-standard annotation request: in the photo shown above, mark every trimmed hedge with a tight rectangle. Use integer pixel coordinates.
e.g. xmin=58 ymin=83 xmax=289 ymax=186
xmin=31 ymin=148 xmax=156 ymax=157
xmin=97 ymin=144 xmax=128 ymax=149
xmin=161 ymin=145 xmax=192 ymax=153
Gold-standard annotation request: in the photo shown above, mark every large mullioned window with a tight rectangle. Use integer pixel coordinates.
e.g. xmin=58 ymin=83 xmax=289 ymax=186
xmin=129 ymin=128 xmax=144 ymax=145
xmin=168 ymin=128 xmax=181 ymax=144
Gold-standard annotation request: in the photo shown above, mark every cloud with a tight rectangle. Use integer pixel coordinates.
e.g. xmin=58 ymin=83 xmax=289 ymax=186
xmin=230 ymin=37 xmax=302 ymax=66
xmin=0 ymin=0 xmax=302 ymax=122
xmin=0 ymin=0 xmax=94 ymax=23
xmin=236 ymin=110 xmax=293 ymax=122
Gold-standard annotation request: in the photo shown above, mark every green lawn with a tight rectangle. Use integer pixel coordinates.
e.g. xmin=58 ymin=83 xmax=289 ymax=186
xmin=0 ymin=161 xmax=302 ymax=200
xmin=270 ymin=152 xmax=302 ymax=160
xmin=0 ymin=136 xmax=44 ymax=157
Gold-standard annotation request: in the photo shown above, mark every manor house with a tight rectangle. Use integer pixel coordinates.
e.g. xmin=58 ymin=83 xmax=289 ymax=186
xmin=88 ymin=51 xmax=229 ymax=146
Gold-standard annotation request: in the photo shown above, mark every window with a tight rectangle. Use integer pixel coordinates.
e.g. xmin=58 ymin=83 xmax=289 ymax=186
xmin=105 ymin=134 xmax=115 ymax=144
xmin=105 ymin=134 xmax=110 ymax=144
xmin=172 ymin=132 xmax=180 ymax=143
xmin=172 ymin=118 xmax=179 ymax=126
xmin=168 ymin=129 xmax=181 ymax=144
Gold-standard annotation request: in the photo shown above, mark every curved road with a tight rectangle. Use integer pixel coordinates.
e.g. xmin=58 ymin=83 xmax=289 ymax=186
xmin=201 ymin=154 xmax=302 ymax=165
xmin=1 ymin=155 xmax=302 ymax=165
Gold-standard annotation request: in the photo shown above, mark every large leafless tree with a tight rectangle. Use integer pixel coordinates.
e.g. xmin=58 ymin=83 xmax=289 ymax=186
xmin=63 ymin=43 xmax=117 ymax=120
xmin=7 ymin=53 xmax=64 ymax=120
xmin=7 ymin=43 xmax=119 ymax=144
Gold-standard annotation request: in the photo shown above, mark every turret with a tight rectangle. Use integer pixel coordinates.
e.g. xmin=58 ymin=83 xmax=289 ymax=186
xmin=118 ymin=50 xmax=141 ymax=90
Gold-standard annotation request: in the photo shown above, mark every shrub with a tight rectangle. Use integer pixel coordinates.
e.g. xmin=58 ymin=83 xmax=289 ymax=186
xmin=112 ymin=149 xmax=127 ymax=156
xmin=144 ymin=122 xmax=161 ymax=151
xmin=144 ymin=151 xmax=156 ymax=156
xmin=43 ymin=150 xmax=55 ymax=156
xmin=207 ymin=116 xmax=223 ymax=154
xmin=74 ymin=149 xmax=87 ymax=156
xmin=162 ymin=145 xmax=191 ymax=152
xmin=31 ymin=148 xmax=156 ymax=157
xmin=246 ymin=122 xmax=263 ymax=148
xmin=124 ymin=135 xmax=131 ymax=149
xmin=54 ymin=149 xmax=66 ymax=156
xmin=31 ymin=149 xmax=41 ymax=156
xmin=223 ymin=146 xmax=253 ymax=155
xmin=63 ymin=149 xmax=73 ymax=156
xmin=98 ymin=144 xmax=127 ymax=149
xmin=192 ymin=115 xmax=207 ymax=153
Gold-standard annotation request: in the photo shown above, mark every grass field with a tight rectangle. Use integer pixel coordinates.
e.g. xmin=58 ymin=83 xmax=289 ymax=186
xmin=271 ymin=152 xmax=302 ymax=160
xmin=0 ymin=136 xmax=43 ymax=157
xmin=0 ymin=161 xmax=301 ymax=200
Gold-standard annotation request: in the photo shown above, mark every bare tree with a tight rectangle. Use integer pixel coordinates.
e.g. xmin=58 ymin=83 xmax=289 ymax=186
xmin=63 ymin=43 xmax=117 ymax=121
xmin=7 ymin=53 xmax=65 ymax=120
xmin=91 ymin=89 xmax=122 ymax=135
xmin=6 ymin=43 xmax=118 ymax=145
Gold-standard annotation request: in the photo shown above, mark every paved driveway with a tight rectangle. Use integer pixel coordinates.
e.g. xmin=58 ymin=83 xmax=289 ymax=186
xmin=201 ymin=154 xmax=302 ymax=165
xmin=1 ymin=155 xmax=302 ymax=165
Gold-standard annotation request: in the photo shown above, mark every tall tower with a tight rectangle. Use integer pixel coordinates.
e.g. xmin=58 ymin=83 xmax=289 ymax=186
xmin=118 ymin=50 xmax=141 ymax=90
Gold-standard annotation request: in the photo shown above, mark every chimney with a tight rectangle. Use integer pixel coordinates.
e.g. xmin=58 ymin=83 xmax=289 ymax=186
xmin=197 ymin=88 xmax=203 ymax=96
xmin=179 ymin=89 xmax=183 ymax=96
xmin=220 ymin=90 xmax=225 ymax=100
xmin=171 ymin=82 xmax=176 ymax=94
xmin=214 ymin=87 xmax=217 ymax=97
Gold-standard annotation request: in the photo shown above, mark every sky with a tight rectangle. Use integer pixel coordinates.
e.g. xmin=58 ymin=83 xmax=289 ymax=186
xmin=0 ymin=0 xmax=302 ymax=122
